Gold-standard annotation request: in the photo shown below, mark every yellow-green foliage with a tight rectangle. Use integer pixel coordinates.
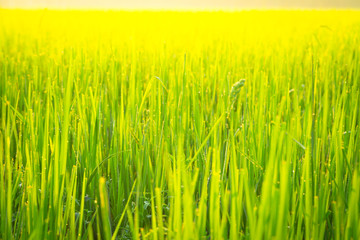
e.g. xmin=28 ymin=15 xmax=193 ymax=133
xmin=0 ymin=10 xmax=360 ymax=239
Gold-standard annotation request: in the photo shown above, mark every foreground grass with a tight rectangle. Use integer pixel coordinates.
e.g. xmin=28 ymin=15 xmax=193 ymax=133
xmin=0 ymin=9 xmax=360 ymax=239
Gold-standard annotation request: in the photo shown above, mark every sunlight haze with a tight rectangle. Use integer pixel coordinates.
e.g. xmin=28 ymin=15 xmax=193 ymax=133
xmin=1 ymin=0 xmax=360 ymax=9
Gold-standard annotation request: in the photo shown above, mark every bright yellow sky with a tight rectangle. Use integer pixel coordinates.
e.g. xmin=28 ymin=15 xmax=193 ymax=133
xmin=1 ymin=0 xmax=360 ymax=9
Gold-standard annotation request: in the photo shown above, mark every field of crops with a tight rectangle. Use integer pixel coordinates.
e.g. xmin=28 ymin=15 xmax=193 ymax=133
xmin=0 ymin=10 xmax=360 ymax=239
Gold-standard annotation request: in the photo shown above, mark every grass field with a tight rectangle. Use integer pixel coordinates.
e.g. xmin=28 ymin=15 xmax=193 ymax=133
xmin=0 ymin=10 xmax=360 ymax=239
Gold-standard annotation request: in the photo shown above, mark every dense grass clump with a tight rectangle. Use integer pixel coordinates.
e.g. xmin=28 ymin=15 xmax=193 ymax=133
xmin=0 ymin=10 xmax=360 ymax=239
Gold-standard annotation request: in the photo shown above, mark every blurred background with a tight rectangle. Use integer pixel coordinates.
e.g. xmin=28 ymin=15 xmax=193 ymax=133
xmin=1 ymin=0 xmax=360 ymax=9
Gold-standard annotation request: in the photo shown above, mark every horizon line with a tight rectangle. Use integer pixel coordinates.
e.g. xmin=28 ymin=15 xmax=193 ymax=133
xmin=1 ymin=6 xmax=360 ymax=11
